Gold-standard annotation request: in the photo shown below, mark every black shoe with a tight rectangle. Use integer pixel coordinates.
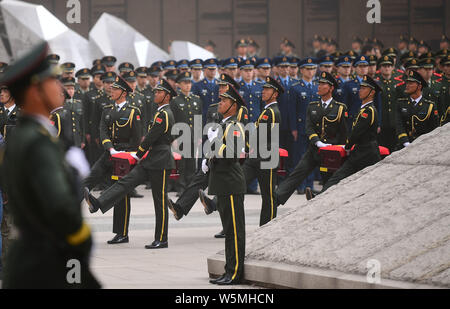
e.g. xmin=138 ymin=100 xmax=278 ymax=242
xmin=305 ymin=187 xmax=316 ymax=201
xmin=168 ymin=199 xmax=184 ymax=221
xmin=84 ymin=187 xmax=100 ymax=213
xmin=214 ymin=230 xmax=225 ymax=239
xmin=145 ymin=241 xmax=168 ymax=249
xmin=199 ymin=189 xmax=215 ymax=215
xmin=129 ymin=189 xmax=143 ymax=198
xmin=216 ymin=274 xmax=241 ymax=285
xmin=107 ymin=234 xmax=129 ymax=244
xmin=209 ymin=274 xmax=226 ymax=284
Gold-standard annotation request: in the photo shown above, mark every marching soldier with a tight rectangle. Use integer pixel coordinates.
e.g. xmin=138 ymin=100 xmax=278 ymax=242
xmin=206 ymin=86 xmax=247 ymax=285
xmin=0 ymin=42 xmax=99 ymax=288
xmin=85 ymin=79 xmax=176 ymax=250
xmin=170 ymin=72 xmax=203 ymax=194
xmin=396 ymin=71 xmax=439 ymax=149
xmin=192 ymin=58 xmax=220 ymax=126
xmin=275 ymin=72 xmax=347 ymax=206
xmin=83 ymin=75 xmax=142 ymax=244
xmin=308 ymin=76 xmax=382 ymax=199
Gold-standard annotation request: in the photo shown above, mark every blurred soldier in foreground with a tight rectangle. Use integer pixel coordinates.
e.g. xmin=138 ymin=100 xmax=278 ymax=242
xmin=0 ymin=42 xmax=99 ymax=288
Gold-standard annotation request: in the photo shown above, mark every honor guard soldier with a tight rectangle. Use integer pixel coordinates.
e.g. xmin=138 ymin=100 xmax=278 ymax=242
xmin=83 ymin=75 xmax=142 ymax=244
xmin=288 ymin=57 xmax=320 ymax=194
xmin=318 ymin=56 xmax=334 ymax=74
xmin=101 ymin=56 xmax=117 ymax=73
xmin=435 ymin=49 xmax=448 ymax=74
xmin=0 ymin=42 xmax=99 ymax=288
xmin=135 ymin=67 xmax=148 ymax=94
xmin=395 ymin=58 xmax=420 ymax=100
xmin=255 ymin=57 xmax=272 ymax=83
xmin=162 ymin=60 xmax=177 ymax=77
xmin=222 ymin=58 xmax=239 ymax=80
xmin=307 ymin=76 xmax=382 ymax=200
xmin=190 ymin=59 xmax=203 ymax=83
xmin=177 ymin=59 xmax=190 ymax=73
xmin=396 ymin=71 xmax=439 ymax=149
xmin=289 ymin=57 xmax=300 ymax=80
xmin=417 ymin=57 xmax=443 ymax=114
xmin=192 ymin=58 xmax=220 ymax=126
xmin=74 ymin=68 xmax=92 ymax=99
xmin=381 ymin=48 xmax=404 ymax=78
xmin=238 ymin=59 xmax=262 ymax=123
xmin=170 ymin=72 xmax=203 ymax=194
xmin=275 ymin=72 xmax=347 ymax=206
xmin=206 ymin=86 xmax=247 ymax=285
xmin=367 ymin=55 xmax=378 ymax=79
xmin=52 ymin=77 xmax=84 ymax=148
xmin=376 ymin=56 xmax=400 ymax=152
xmin=82 ymin=64 xmax=106 ymax=165
xmin=85 ymin=79 xmax=176 ymax=250
xmin=439 ymin=55 xmax=450 ymax=125
xmin=61 ymin=62 xmax=75 ymax=79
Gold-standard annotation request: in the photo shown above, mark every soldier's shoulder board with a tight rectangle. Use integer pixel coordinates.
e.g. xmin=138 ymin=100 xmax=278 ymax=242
xmin=209 ymin=103 xmax=219 ymax=108
xmin=103 ymin=104 xmax=113 ymax=109
xmin=309 ymin=101 xmax=320 ymax=105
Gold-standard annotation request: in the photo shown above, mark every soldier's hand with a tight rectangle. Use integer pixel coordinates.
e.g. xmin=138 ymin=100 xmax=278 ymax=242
xmin=201 ymin=159 xmax=209 ymax=174
xmin=65 ymin=147 xmax=90 ymax=179
xmin=291 ymin=130 xmax=298 ymax=141
xmin=316 ymin=141 xmax=331 ymax=148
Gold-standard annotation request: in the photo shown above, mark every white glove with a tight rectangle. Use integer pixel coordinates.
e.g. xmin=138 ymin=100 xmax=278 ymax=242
xmin=131 ymin=153 xmax=140 ymax=162
xmin=201 ymin=159 xmax=209 ymax=174
xmin=65 ymin=147 xmax=90 ymax=179
xmin=403 ymin=142 xmax=411 ymax=147
xmin=316 ymin=141 xmax=332 ymax=148
xmin=109 ymin=148 xmax=123 ymax=156
xmin=207 ymin=127 xmax=219 ymax=142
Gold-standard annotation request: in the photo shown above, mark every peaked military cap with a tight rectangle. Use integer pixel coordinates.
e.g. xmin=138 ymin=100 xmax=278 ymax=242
xmin=406 ymin=70 xmax=428 ymax=88
xmin=92 ymin=59 xmax=102 ymax=66
xmin=382 ymin=48 xmax=398 ymax=58
xmin=218 ymin=73 xmax=240 ymax=90
xmin=76 ymin=68 xmax=91 ymax=78
xmin=46 ymin=54 xmax=60 ymax=65
xmin=0 ymin=42 xmax=61 ymax=102
xmin=353 ymin=55 xmax=369 ymax=67
xmin=418 ymin=58 xmax=435 ymax=69
xmin=101 ymin=71 xmax=117 ymax=82
xmin=147 ymin=65 xmax=162 ymax=77
xmin=91 ymin=64 xmax=106 ymax=76
xmin=418 ymin=40 xmax=431 ymax=49
xmin=220 ymin=83 xmax=245 ymax=107
xmin=223 ymin=58 xmax=239 ymax=68
xmin=101 ymin=56 xmax=117 ymax=67
xmin=418 ymin=52 xmax=435 ymax=61
xmin=399 ymin=35 xmax=408 ymax=43
xmin=330 ymin=52 xmax=343 ymax=62
xmin=400 ymin=51 xmax=417 ymax=64
xmin=335 ymin=55 xmax=352 ymax=66
xmin=164 ymin=69 xmax=178 ymax=80
xmin=282 ymin=38 xmax=295 ymax=48
xmin=318 ymin=71 xmax=338 ymax=89
xmin=290 ymin=57 xmax=301 ymax=67
xmin=60 ymin=77 xmax=76 ymax=86
xmin=177 ymin=59 xmax=190 ymax=69
xmin=204 ymin=58 xmax=219 ymax=68
xmin=112 ymin=75 xmax=133 ymax=92
xmin=118 ymin=62 xmax=135 ymax=73
xmin=435 ymin=49 xmax=448 ymax=59
xmin=248 ymin=39 xmax=259 ymax=48
xmin=273 ymin=56 xmax=290 ymax=67
xmin=378 ymin=55 xmax=394 ymax=66
xmin=151 ymin=61 xmax=165 ymax=69
xmin=404 ymin=59 xmax=419 ymax=70
xmin=409 ymin=37 xmax=419 ymax=45
xmin=368 ymin=55 xmax=378 ymax=66
xmin=256 ymin=57 xmax=272 ymax=68
xmin=235 ymin=39 xmax=248 ymax=48
xmin=319 ymin=55 xmax=334 ymax=66
xmin=190 ymin=59 xmax=203 ymax=69
xmin=441 ymin=54 xmax=450 ymax=65
xmin=136 ymin=67 xmax=148 ymax=77
xmin=344 ymin=50 xmax=358 ymax=60
xmin=154 ymin=78 xmax=178 ymax=98
xmin=263 ymin=76 xmax=284 ymax=94
xmin=175 ymin=71 xmax=192 ymax=83
xmin=61 ymin=62 xmax=75 ymax=73
xmin=360 ymin=75 xmax=382 ymax=92
xmin=163 ymin=60 xmax=177 ymax=70
xmin=238 ymin=58 xmax=255 ymax=69
xmin=299 ymin=57 xmax=318 ymax=68
xmin=122 ymin=70 xmax=137 ymax=82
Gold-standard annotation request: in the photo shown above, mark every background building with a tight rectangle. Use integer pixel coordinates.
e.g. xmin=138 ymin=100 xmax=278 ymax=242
xmin=3 ymin=0 xmax=450 ymax=58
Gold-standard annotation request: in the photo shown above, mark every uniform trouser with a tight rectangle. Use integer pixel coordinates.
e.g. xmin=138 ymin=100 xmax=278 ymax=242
xmin=112 ymin=194 xmax=131 ymax=237
xmin=97 ymin=164 xmax=170 ymax=243
xmin=217 ymin=194 xmax=245 ymax=281
xmin=276 ymin=147 xmax=321 ymax=205
xmin=290 ymin=135 xmax=314 ymax=190
xmin=82 ymin=152 xmax=113 ymax=191
xmin=177 ymin=157 xmax=196 ymax=193
xmin=322 ymin=145 xmax=381 ymax=193
xmin=242 ymin=159 xmax=277 ymax=226
xmin=176 ymin=169 xmax=209 ymax=215
xmin=378 ymin=126 xmax=397 ymax=153
xmin=1 ymin=202 xmax=13 ymax=267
